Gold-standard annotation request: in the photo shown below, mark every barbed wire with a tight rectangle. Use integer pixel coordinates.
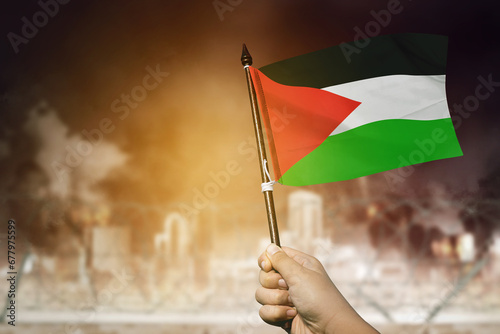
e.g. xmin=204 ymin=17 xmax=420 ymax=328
xmin=2 ymin=194 xmax=500 ymax=326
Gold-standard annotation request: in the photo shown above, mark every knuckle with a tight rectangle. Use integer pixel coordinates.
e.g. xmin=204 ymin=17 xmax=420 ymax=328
xmin=272 ymin=251 xmax=286 ymax=262
xmin=259 ymin=271 xmax=279 ymax=288
xmin=264 ymin=273 xmax=277 ymax=287
xmin=271 ymin=289 xmax=288 ymax=305
xmin=259 ymin=305 xmax=282 ymax=323
xmin=260 ymin=270 xmax=270 ymax=283
xmin=258 ymin=270 xmax=265 ymax=285
xmin=259 ymin=305 xmax=272 ymax=321
xmin=255 ymin=287 xmax=264 ymax=304
xmin=258 ymin=306 xmax=267 ymax=320
xmin=255 ymin=287 xmax=288 ymax=307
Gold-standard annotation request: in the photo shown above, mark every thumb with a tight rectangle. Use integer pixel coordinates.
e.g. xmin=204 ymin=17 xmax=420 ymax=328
xmin=266 ymin=244 xmax=304 ymax=284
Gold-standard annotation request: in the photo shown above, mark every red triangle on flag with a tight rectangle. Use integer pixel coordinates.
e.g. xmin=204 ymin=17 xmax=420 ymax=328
xmin=249 ymin=67 xmax=361 ymax=180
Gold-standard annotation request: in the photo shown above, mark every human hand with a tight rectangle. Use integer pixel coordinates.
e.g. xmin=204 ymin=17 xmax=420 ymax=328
xmin=256 ymin=244 xmax=379 ymax=334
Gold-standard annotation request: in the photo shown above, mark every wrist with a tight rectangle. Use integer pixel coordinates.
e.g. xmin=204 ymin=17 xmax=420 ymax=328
xmin=323 ymin=309 xmax=379 ymax=334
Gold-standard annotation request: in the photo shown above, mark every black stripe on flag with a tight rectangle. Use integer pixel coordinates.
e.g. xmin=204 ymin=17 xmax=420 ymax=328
xmin=259 ymin=33 xmax=447 ymax=89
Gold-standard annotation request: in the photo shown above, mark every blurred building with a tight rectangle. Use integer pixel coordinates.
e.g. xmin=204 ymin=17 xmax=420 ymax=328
xmin=92 ymin=226 xmax=130 ymax=272
xmin=155 ymin=212 xmax=192 ymax=263
xmin=154 ymin=211 xmax=212 ymax=293
xmin=283 ymin=190 xmax=325 ymax=254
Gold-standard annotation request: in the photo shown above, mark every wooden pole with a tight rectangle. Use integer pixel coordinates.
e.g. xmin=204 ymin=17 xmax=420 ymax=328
xmin=241 ymin=44 xmax=281 ymax=246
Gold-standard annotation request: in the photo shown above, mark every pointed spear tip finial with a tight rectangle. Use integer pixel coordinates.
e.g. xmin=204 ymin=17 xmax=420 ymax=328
xmin=241 ymin=43 xmax=252 ymax=66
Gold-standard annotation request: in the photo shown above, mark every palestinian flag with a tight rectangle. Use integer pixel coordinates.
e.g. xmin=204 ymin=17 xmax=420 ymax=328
xmin=249 ymin=33 xmax=462 ymax=186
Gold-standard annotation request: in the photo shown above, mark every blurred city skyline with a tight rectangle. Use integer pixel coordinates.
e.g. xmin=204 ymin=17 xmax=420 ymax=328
xmin=1 ymin=1 xmax=500 ymax=333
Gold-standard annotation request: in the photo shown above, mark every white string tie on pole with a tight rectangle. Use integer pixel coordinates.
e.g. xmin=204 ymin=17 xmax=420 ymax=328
xmin=261 ymin=159 xmax=276 ymax=192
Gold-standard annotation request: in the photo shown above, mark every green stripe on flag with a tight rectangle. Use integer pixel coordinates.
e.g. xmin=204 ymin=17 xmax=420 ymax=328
xmin=260 ymin=33 xmax=448 ymax=89
xmin=279 ymin=118 xmax=462 ymax=186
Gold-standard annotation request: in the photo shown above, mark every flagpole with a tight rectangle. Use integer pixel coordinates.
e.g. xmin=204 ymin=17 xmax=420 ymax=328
xmin=241 ymin=43 xmax=281 ymax=247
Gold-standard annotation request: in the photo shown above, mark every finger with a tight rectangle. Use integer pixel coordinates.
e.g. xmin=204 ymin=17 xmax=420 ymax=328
xmin=282 ymin=246 xmax=324 ymax=272
xmin=255 ymin=286 xmax=292 ymax=306
xmin=259 ymin=270 xmax=287 ymax=289
xmin=266 ymin=244 xmax=306 ymax=284
xmin=281 ymin=246 xmax=315 ymax=262
xmin=258 ymin=251 xmax=272 ymax=272
xmin=259 ymin=305 xmax=297 ymax=325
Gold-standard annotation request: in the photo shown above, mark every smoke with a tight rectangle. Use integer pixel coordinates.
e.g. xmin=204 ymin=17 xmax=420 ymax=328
xmin=23 ymin=101 xmax=128 ymax=202
xmin=0 ymin=140 xmax=9 ymax=159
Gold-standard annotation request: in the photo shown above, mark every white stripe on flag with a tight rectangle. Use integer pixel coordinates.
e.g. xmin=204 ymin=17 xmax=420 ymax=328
xmin=323 ymin=74 xmax=449 ymax=136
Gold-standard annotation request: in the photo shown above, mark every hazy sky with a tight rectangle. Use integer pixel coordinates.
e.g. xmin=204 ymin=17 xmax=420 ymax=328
xmin=1 ymin=0 xmax=500 ymax=209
